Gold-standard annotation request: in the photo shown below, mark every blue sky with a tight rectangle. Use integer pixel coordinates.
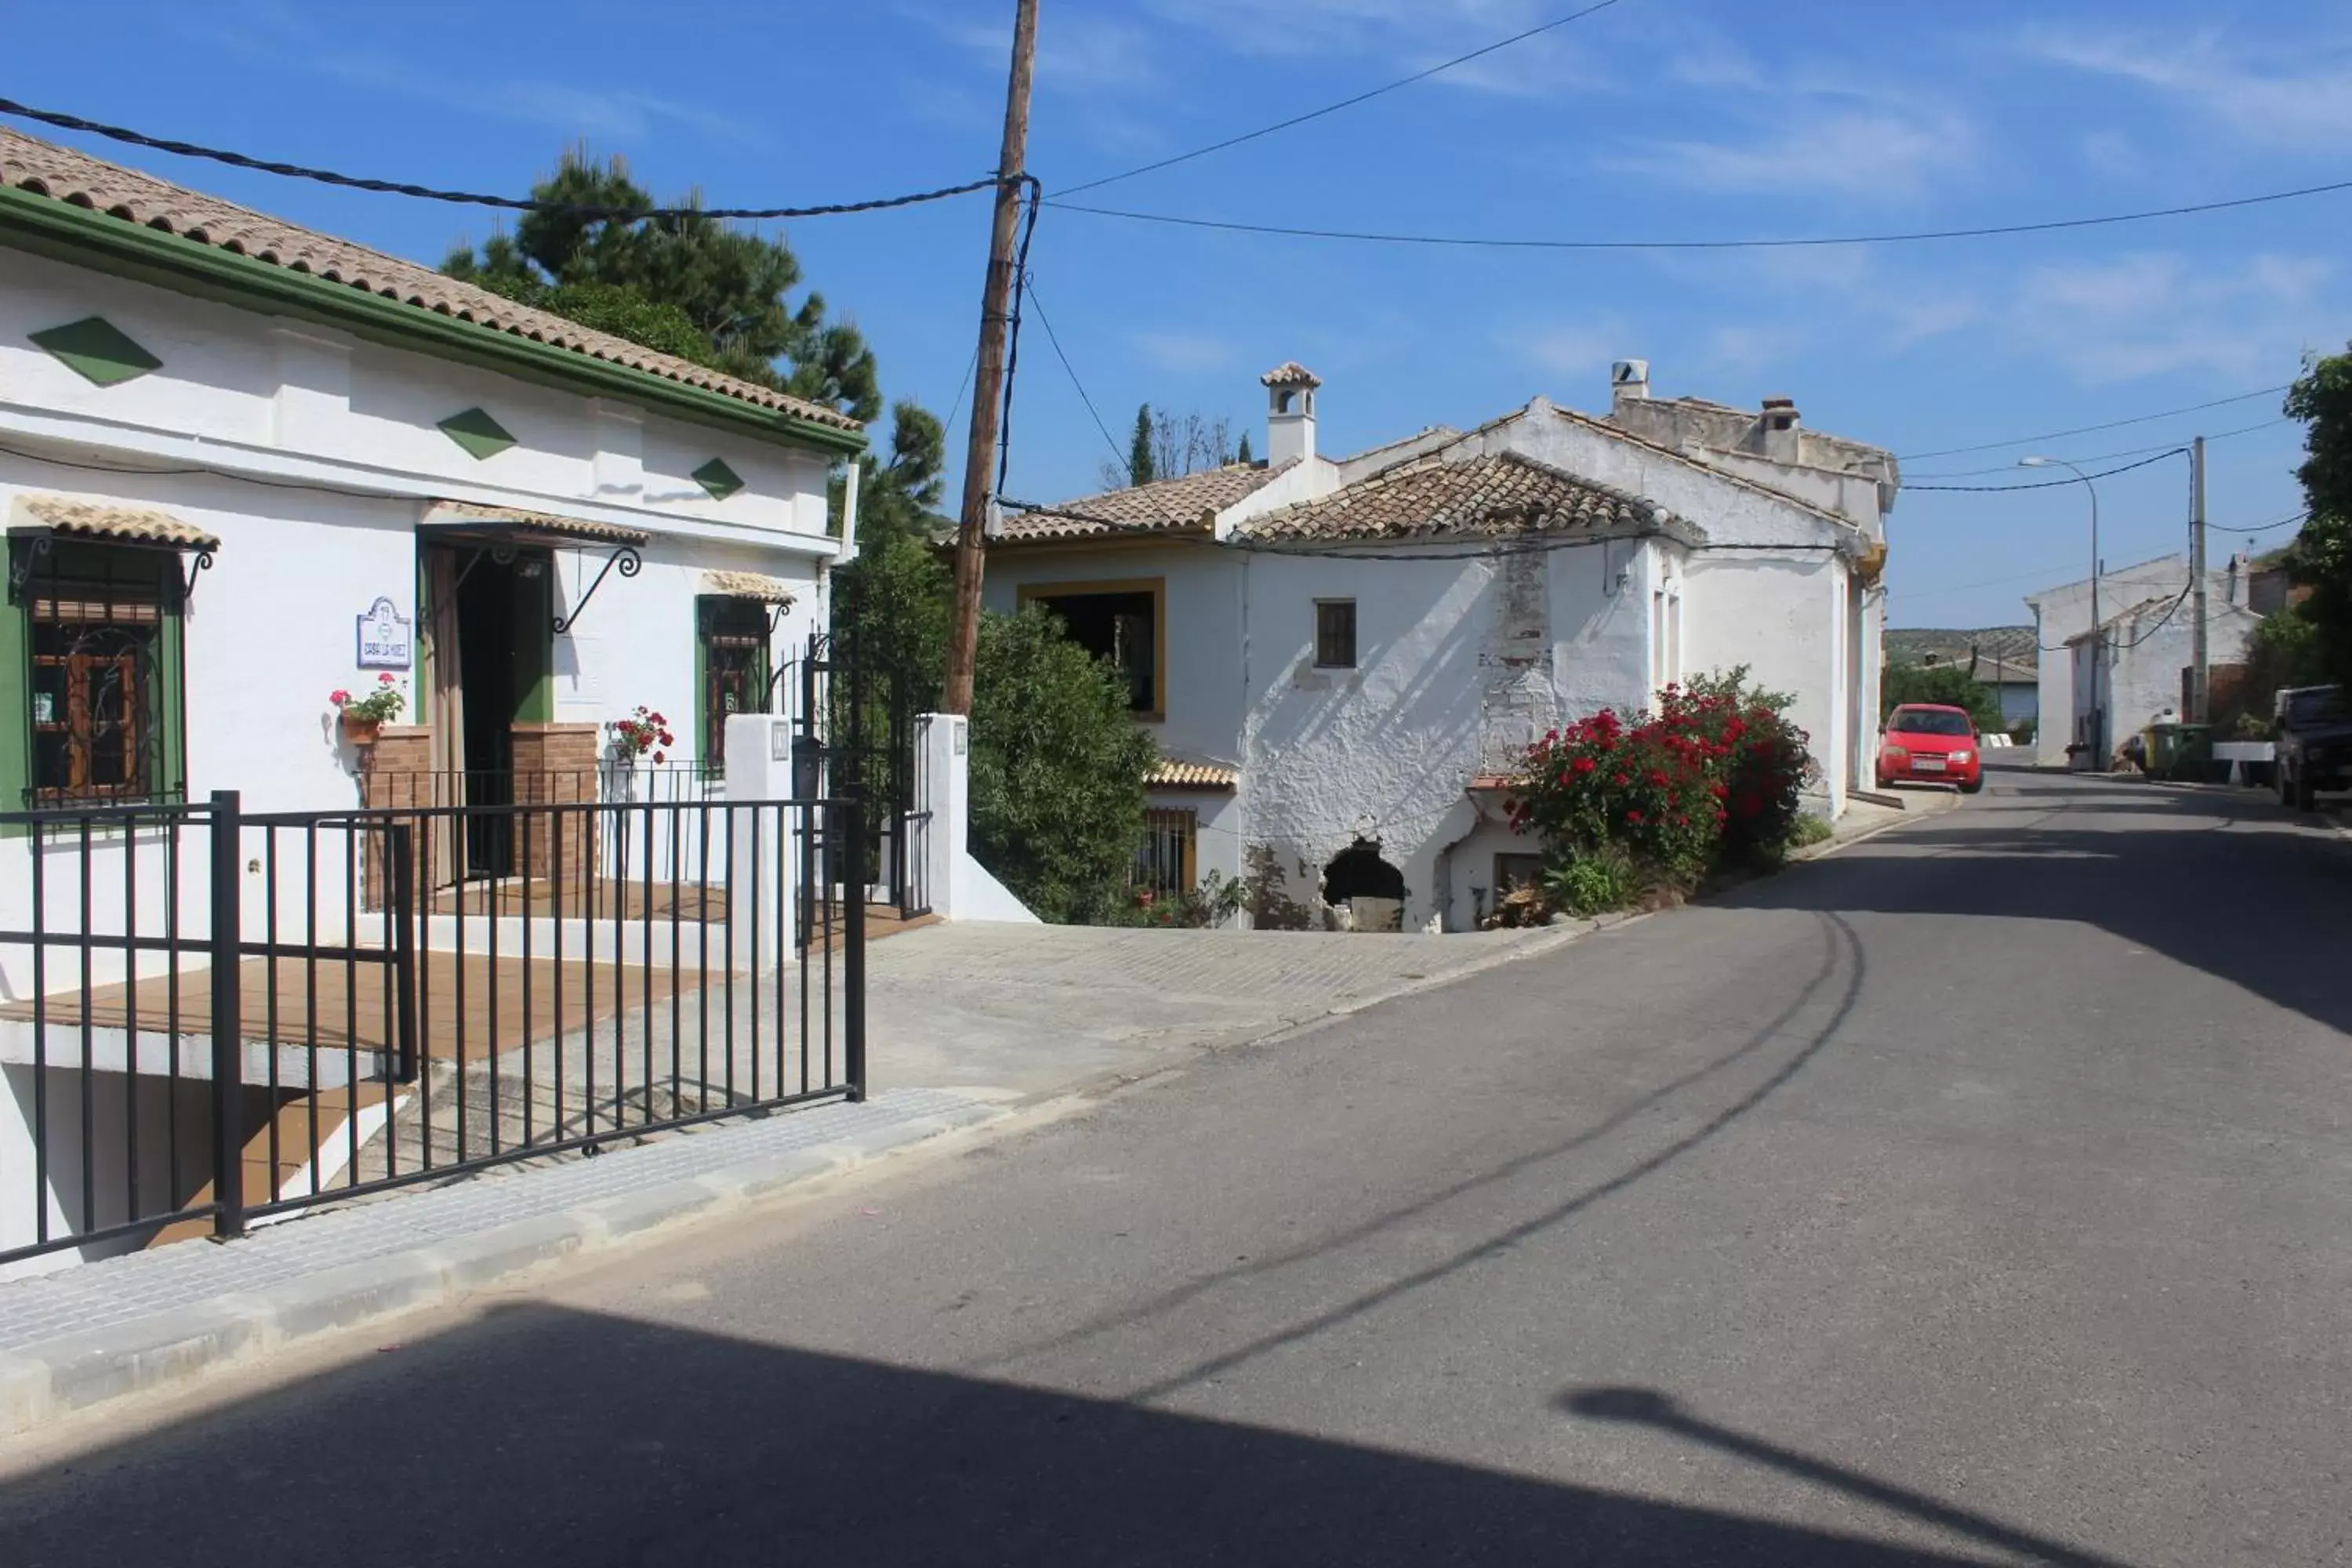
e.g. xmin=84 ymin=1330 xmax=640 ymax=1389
xmin=13 ymin=0 xmax=2350 ymax=627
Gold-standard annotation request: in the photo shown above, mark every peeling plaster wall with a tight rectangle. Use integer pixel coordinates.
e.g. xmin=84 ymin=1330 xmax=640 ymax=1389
xmin=1239 ymin=537 xmax=1650 ymax=931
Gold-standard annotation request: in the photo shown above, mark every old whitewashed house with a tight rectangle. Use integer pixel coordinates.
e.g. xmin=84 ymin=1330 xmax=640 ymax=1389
xmin=987 ymin=360 xmax=1899 ymax=933
xmin=1 ymin=129 xmax=869 ymax=1272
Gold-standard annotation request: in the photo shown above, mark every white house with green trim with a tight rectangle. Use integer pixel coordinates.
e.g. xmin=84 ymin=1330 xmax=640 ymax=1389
xmin=0 ymin=129 xmax=863 ymax=1271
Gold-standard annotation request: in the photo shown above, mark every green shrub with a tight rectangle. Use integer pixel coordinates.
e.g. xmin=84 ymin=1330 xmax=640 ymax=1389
xmin=967 ymin=608 xmax=1158 ymax=924
xmin=1789 ymin=814 xmax=1834 ymax=849
xmin=1544 ymin=846 xmax=1641 ymax=917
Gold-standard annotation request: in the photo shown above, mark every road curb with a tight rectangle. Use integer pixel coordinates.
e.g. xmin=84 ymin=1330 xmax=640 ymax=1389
xmin=0 ymin=1100 xmax=1012 ymax=1439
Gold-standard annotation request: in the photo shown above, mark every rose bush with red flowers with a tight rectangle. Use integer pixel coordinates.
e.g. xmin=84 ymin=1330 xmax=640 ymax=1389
xmin=1507 ymin=667 xmax=1816 ymax=903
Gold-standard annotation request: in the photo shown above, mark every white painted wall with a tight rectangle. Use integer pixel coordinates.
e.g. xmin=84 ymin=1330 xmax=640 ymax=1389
xmin=2104 ymin=601 xmax=2263 ymax=742
xmin=1681 ymin=551 xmax=1856 ymax=814
xmin=1153 ymin=789 xmax=1243 ymax=890
xmin=981 ymin=540 xmax=1245 ymax=771
xmin=2023 ymin=556 xmax=2190 ymax=766
xmin=0 ymin=1065 xmax=221 ymax=1279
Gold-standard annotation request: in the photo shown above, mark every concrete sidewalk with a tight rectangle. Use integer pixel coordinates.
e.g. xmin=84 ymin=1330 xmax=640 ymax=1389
xmin=0 ymin=920 xmax=1585 ymax=1437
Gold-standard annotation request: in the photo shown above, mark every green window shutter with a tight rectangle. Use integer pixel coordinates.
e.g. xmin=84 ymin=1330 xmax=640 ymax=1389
xmin=0 ymin=583 xmax=27 ymax=818
xmin=31 ymin=316 xmax=163 ymax=387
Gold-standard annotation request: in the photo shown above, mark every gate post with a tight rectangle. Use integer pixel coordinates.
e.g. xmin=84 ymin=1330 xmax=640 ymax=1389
xmin=724 ymin=715 xmax=798 ymax=971
xmin=207 ymin=790 xmax=245 ymax=1241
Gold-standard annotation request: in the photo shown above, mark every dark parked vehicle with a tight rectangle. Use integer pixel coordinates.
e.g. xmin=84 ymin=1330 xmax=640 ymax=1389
xmin=2272 ymin=684 xmax=2352 ymax=809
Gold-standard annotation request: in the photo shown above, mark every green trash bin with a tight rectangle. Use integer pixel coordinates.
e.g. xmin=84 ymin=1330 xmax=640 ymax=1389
xmin=2151 ymin=722 xmax=2216 ymax=781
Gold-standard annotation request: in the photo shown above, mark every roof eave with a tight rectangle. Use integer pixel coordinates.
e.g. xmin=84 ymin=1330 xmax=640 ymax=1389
xmin=0 ymin=185 xmax=866 ymax=459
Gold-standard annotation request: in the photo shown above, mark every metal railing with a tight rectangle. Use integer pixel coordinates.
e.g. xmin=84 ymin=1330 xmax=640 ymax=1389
xmin=1 ymin=786 xmax=864 ymax=1269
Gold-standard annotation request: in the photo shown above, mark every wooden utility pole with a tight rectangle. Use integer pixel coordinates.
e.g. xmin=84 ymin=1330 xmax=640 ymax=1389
xmin=942 ymin=0 xmax=1040 ymax=715
xmin=2189 ymin=434 xmax=2209 ymax=724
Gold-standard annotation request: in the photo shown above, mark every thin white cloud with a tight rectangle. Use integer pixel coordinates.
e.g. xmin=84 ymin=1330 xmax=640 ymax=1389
xmin=1139 ymin=0 xmax=1602 ymax=93
xmin=934 ymin=9 xmax=1163 ymax=96
xmin=1702 ymin=325 xmax=1806 ymax=378
xmin=1134 ymin=330 xmax=1240 ymax=374
xmin=1606 ymin=105 xmax=1978 ymax=201
xmin=2021 ymin=27 xmax=2352 ymax=147
xmin=1512 ymin=317 xmax=1635 ymax=380
xmin=2009 ymin=252 xmax=2339 ymax=383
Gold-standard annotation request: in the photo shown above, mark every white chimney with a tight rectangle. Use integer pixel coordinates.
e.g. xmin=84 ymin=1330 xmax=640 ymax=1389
xmin=1610 ymin=358 xmax=1651 ymax=413
xmin=1759 ymin=394 xmax=1802 ymax=464
xmin=1261 ymin=361 xmax=1321 ymax=466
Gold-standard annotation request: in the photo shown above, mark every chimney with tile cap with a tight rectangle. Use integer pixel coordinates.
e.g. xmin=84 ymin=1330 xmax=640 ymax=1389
xmin=1610 ymin=358 xmax=1651 ymax=414
xmin=1261 ymin=361 xmax=1321 ymax=466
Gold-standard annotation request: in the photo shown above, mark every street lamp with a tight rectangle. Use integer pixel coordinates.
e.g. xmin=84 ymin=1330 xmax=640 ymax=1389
xmin=2021 ymin=456 xmax=2102 ymax=766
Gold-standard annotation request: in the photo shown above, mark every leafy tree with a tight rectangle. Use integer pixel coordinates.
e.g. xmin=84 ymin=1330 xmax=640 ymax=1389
xmin=1236 ymin=430 xmax=1254 ymax=466
xmin=1099 ymin=405 xmax=1236 ymax=488
xmin=967 ymin=608 xmax=1158 ymax=924
xmin=443 ymin=148 xmax=879 ymax=420
xmin=1127 ymin=404 xmax=1156 ymax=488
xmin=1882 ymin=660 xmax=2003 ymax=732
xmin=2285 ymin=347 xmax=2352 ymax=684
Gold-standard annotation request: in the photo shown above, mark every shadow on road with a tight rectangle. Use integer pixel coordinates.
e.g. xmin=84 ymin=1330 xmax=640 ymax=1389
xmin=1 ymin=1302 xmax=2107 ymax=1566
xmin=1739 ymin=772 xmax=2352 ymax=1035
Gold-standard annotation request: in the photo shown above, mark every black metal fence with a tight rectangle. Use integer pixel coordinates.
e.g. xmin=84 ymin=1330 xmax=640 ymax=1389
xmin=0 ymin=786 xmax=863 ymax=1269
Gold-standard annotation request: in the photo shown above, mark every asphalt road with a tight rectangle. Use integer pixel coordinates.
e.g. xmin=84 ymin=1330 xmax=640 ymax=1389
xmin=8 ymin=764 xmax=2350 ymax=1566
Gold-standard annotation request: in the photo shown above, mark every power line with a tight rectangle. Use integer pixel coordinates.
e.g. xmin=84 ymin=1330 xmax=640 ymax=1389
xmin=2209 ymin=510 xmax=2309 ymax=535
xmin=1904 ymin=418 xmax=2293 ymax=480
xmin=1906 ymin=448 xmax=2188 ymax=493
xmin=1048 ymin=0 xmax=1634 ymax=199
xmin=0 ymin=96 xmax=1004 ymax=220
xmin=1022 ymin=278 xmax=1131 ymax=484
xmin=1047 ymin=175 xmax=2352 ymax=254
xmin=1899 ymin=386 xmax=2293 ymax=462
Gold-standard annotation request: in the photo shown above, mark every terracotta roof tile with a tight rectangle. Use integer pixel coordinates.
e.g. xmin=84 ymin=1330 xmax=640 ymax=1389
xmin=1000 ymin=462 xmax=1294 ymax=543
xmin=9 ymin=492 xmax=220 ymax=550
xmin=420 ymin=499 xmax=650 ymax=547
xmin=1234 ymin=452 xmax=1667 ymax=544
xmin=1260 ymin=361 xmax=1322 ymax=387
xmin=1146 ymin=758 xmax=1237 ymax=789
xmin=701 ymin=570 xmax=798 ymax=604
xmin=0 ymin=129 xmax=861 ymax=437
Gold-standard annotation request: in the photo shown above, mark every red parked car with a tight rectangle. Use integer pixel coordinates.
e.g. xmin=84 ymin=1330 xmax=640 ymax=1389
xmin=1878 ymin=703 xmax=1984 ymax=793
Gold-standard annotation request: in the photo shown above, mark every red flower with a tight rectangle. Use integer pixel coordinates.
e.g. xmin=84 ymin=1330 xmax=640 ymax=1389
xmin=1573 ymin=757 xmax=1596 ymax=775
xmin=376 ymin=672 xmax=396 ymax=686
xmin=1646 ymin=770 xmax=1668 ymax=787
xmin=1625 ymin=809 xmax=1645 ymax=825
xmin=652 ymin=750 xmax=666 ymax=764
xmin=328 ymin=689 xmax=350 ymax=706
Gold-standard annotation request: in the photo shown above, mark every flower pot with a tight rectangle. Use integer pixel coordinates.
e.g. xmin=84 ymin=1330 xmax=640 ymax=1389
xmin=339 ymin=713 xmax=383 ymax=746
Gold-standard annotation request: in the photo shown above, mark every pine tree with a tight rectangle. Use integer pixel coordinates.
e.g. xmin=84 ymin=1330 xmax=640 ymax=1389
xmin=1237 ymin=430 xmax=1254 ymax=466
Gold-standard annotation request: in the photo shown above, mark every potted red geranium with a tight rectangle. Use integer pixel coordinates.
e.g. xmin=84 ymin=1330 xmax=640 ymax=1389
xmin=329 ymin=673 xmax=407 ymax=746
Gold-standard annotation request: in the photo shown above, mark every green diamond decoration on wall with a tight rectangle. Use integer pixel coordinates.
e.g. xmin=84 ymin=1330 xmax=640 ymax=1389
xmin=30 ymin=317 xmax=164 ymax=387
xmin=437 ymin=406 xmax=516 ymax=460
xmin=691 ymin=457 xmax=746 ymax=501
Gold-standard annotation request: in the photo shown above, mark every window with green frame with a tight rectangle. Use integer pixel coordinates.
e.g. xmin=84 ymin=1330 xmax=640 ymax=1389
xmin=3 ymin=537 xmax=188 ymax=808
xmin=695 ymin=596 xmax=771 ymax=775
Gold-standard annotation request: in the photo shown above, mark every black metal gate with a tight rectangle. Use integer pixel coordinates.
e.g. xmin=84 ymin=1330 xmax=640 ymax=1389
xmin=2 ymin=775 xmax=863 ymax=1267
xmin=797 ymin=630 xmax=931 ymax=930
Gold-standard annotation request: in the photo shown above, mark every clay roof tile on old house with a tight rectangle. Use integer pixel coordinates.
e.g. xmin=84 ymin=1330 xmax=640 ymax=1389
xmin=0 ymin=129 xmax=861 ymax=438
xmin=8 ymin=492 xmax=221 ymax=551
xmin=1259 ymin=361 xmax=1322 ymax=387
xmin=1232 ymin=451 xmax=1673 ymax=544
xmin=1146 ymin=758 xmax=1238 ymax=789
xmin=998 ymin=462 xmax=1296 ymax=543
